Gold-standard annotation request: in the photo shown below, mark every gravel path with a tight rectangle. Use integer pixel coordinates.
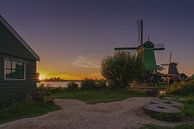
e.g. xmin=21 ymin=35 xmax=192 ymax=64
xmin=0 ymin=97 xmax=183 ymax=129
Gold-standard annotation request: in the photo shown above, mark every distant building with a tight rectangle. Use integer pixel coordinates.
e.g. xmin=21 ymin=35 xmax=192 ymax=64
xmin=0 ymin=15 xmax=40 ymax=105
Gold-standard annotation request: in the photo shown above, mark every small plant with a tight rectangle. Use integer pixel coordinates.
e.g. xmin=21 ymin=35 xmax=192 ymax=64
xmin=67 ymin=81 xmax=79 ymax=90
xmin=81 ymin=78 xmax=97 ymax=90
xmin=37 ymin=85 xmax=53 ymax=96
xmin=166 ymin=81 xmax=194 ymax=96
xmin=31 ymin=91 xmax=45 ymax=102
xmin=51 ymin=87 xmax=65 ymax=93
xmin=0 ymin=99 xmax=61 ymax=124
xmin=96 ymin=80 xmax=107 ymax=89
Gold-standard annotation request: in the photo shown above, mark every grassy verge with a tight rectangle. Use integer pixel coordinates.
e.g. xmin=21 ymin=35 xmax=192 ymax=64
xmin=144 ymin=95 xmax=194 ymax=122
xmin=48 ymin=89 xmax=144 ymax=104
xmin=0 ymin=100 xmax=61 ymax=124
xmin=139 ymin=124 xmax=194 ymax=129
xmin=145 ymin=111 xmax=183 ymax=122
xmin=181 ymin=96 xmax=194 ymax=121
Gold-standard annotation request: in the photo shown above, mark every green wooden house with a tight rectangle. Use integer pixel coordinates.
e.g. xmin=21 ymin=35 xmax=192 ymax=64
xmin=0 ymin=15 xmax=40 ymax=105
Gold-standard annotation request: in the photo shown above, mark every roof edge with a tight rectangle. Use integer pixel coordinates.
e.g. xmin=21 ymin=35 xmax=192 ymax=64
xmin=0 ymin=15 xmax=40 ymax=61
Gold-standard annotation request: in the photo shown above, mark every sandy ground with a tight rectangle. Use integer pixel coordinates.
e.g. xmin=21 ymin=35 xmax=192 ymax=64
xmin=0 ymin=97 xmax=184 ymax=129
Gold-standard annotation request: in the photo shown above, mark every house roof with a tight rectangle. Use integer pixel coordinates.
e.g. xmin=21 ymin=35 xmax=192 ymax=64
xmin=0 ymin=15 xmax=40 ymax=61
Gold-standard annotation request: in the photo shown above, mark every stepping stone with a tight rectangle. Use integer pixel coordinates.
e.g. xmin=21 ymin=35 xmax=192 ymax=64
xmin=162 ymin=97 xmax=187 ymax=103
xmin=144 ymin=103 xmax=181 ymax=114
xmin=151 ymin=99 xmax=183 ymax=108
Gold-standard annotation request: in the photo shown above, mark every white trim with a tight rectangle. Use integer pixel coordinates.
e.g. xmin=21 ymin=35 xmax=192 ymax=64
xmin=0 ymin=15 xmax=40 ymax=61
xmin=4 ymin=58 xmax=27 ymax=80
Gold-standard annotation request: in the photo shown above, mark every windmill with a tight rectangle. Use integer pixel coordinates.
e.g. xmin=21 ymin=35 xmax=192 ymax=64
xmin=161 ymin=53 xmax=180 ymax=84
xmin=114 ymin=20 xmax=165 ymax=73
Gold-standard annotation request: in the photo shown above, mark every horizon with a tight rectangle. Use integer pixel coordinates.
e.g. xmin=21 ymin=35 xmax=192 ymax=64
xmin=1 ymin=0 xmax=194 ymax=80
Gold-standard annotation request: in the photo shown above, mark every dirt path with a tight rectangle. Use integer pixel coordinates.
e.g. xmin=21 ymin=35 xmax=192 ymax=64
xmin=0 ymin=97 xmax=184 ymax=129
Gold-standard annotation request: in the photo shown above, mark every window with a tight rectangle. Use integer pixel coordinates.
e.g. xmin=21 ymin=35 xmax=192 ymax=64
xmin=4 ymin=59 xmax=26 ymax=80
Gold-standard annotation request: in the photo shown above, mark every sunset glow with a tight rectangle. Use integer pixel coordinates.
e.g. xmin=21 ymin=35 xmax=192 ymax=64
xmin=1 ymin=0 xmax=194 ymax=79
xmin=38 ymin=72 xmax=48 ymax=80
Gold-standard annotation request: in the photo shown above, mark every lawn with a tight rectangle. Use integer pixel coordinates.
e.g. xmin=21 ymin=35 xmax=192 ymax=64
xmin=144 ymin=95 xmax=194 ymax=122
xmin=139 ymin=124 xmax=194 ymax=129
xmin=48 ymin=89 xmax=144 ymax=104
xmin=0 ymin=88 xmax=144 ymax=124
xmin=0 ymin=100 xmax=61 ymax=124
xmin=181 ymin=96 xmax=194 ymax=120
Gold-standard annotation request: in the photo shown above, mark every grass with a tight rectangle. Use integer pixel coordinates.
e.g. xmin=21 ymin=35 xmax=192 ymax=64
xmin=181 ymin=96 xmax=194 ymax=120
xmin=0 ymin=100 xmax=61 ymax=124
xmin=145 ymin=111 xmax=183 ymax=122
xmin=145 ymin=80 xmax=194 ymax=122
xmin=144 ymin=95 xmax=194 ymax=122
xmin=48 ymin=89 xmax=144 ymax=104
xmin=166 ymin=80 xmax=194 ymax=96
xmin=0 ymin=86 xmax=144 ymax=124
xmin=139 ymin=124 xmax=194 ymax=129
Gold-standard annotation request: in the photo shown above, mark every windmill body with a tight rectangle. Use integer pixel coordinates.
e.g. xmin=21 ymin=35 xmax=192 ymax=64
xmin=161 ymin=53 xmax=180 ymax=85
xmin=115 ymin=20 xmax=164 ymax=73
xmin=168 ymin=63 xmax=179 ymax=75
xmin=137 ymin=41 xmax=157 ymax=72
xmin=162 ymin=53 xmax=179 ymax=76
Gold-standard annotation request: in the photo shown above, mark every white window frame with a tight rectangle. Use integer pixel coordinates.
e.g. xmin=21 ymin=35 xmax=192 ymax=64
xmin=4 ymin=58 xmax=27 ymax=80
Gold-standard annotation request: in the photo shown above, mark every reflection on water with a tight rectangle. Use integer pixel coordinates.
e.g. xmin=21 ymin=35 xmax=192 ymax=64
xmin=37 ymin=81 xmax=81 ymax=88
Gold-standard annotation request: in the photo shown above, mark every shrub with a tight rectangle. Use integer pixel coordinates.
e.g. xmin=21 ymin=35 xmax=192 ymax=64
xmin=37 ymin=85 xmax=66 ymax=95
xmin=81 ymin=78 xmax=97 ymax=90
xmin=96 ymin=80 xmax=107 ymax=89
xmin=67 ymin=81 xmax=79 ymax=90
xmin=101 ymin=51 xmax=144 ymax=89
xmin=37 ymin=85 xmax=53 ymax=96
xmin=31 ymin=91 xmax=45 ymax=102
xmin=0 ymin=99 xmax=61 ymax=124
xmin=166 ymin=81 xmax=194 ymax=96
xmin=51 ymin=87 xmax=65 ymax=93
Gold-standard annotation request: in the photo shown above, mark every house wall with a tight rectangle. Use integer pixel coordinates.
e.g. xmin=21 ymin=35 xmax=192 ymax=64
xmin=0 ymin=19 xmax=37 ymax=61
xmin=0 ymin=54 xmax=37 ymax=105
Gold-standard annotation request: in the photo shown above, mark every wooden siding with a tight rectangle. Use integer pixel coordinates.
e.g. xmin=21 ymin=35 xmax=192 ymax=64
xmin=0 ymin=54 xmax=37 ymax=105
xmin=0 ymin=20 xmax=37 ymax=61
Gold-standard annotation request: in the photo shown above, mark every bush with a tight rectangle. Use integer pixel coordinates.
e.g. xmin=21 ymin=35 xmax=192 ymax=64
xmin=81 ymin=78 xmax=97 ymax=90
xmin=51 ymin=87 xmax=65 ymax=93
xmin=31 ymin=91 xmax=45 ymax=102
xmin=37 ymin=85 xmax=66 ymax=95
xmin=96 ymin=80 xmax=107 ymax=89
xmin=166 ymin=81 xmax=194 ymax=96
xmin=37 ymin=85 xmax=53 ymax=96
xmin=0 ymin=99 xmax=61 ymax=124
xmin=67 ymin=81 xmax=79 ymax=90
xmin=101 ymin=51 xmax=144 ymax=89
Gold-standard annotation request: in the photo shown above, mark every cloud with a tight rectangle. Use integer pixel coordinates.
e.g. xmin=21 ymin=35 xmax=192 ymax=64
xmin=70 ymin=56 xmax=101 ymax=69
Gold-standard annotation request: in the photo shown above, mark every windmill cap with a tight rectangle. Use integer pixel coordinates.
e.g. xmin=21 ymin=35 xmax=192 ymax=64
xmin=143 ymin=41 xmax=154 ymax=48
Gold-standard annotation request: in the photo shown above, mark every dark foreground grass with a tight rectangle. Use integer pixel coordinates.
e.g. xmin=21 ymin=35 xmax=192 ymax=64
xmin=144 ymin=96 xmax=194 ymax=122
xmin=0 ymin=100 xmax=61 ymax=124
xmin=181 ymin=96 xmax=194 ymax=120
xmin=139 ymin=124 xmax=194 ymax=129
xmin=48 ymin=89 xmax=144 ymax=104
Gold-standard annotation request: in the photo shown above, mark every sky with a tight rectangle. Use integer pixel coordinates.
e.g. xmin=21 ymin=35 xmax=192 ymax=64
xmin=0 ymin=0 xmax=194 ymax=80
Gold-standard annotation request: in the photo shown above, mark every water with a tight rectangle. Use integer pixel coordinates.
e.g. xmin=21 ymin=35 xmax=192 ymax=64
xmin=37 ymin=81 xmax=81 ymax=88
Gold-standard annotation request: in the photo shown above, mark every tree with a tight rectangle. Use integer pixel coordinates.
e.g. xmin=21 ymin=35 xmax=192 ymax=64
xmin=101 ymin=51 xmax=144 ymax=89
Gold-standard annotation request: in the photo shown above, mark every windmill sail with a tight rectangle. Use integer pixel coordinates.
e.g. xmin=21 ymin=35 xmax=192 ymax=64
xmin=136 ymin=19 xmax=143 ymax=45
xmin=114 ymin=20 xmax=165 ymax=73
xmin=154 ymin=43 xmax=165 ymax=50
xmin=114 ymin=47 xmax=137 ymax=50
